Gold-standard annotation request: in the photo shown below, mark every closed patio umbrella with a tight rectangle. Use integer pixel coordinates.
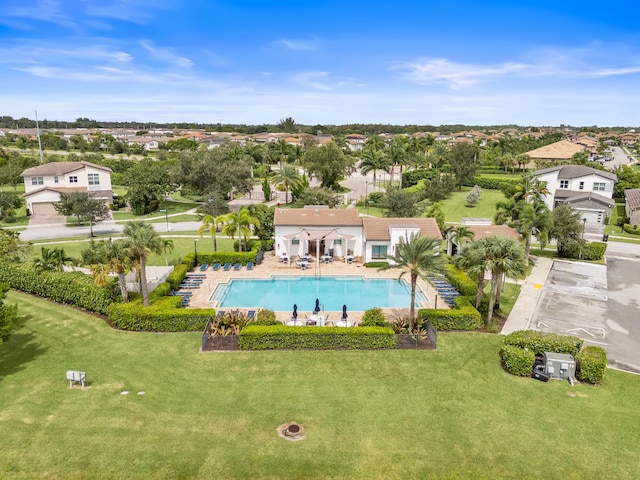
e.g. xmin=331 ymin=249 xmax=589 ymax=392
xmin=314 ymin=298 xmax=320 ymax=314
xmin=293 ymin=304 xmax=298 ymax=320
xmin=342 ymin=304 xmax=348 ymax=320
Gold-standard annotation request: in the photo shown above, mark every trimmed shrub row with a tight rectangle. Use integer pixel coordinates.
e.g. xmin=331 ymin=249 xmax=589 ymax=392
xmin=107 ymin=297 xmax=214 ymax=332
xmin=503 ymin=330 xmax=583 ymax=357
xmin=464 ymin=176 xmax=520 ymax=191
xmin=418 ymin=296 xmax=482 ymax=331
xmin=501 ymin=344 xmax=536 ymax=377
xmin=239 ymin=325 xmax=396 ymax=350
xmin=189 ymin=247 xmax=259 ymax=267
xmin=559 ymin=241 xmax=607 ymax=261
xmin=0 ymin=262 xmax=117 ymax=314
xmin=576 ymin=346 xmax=607 ymax=384
xmin=623 ymin=224 xmax=640 ymax=235
xmin=166 ymin=264 xmax=188 ymax=290
xmin=443 ymin=264 xmax=477 ymax=296
xmin=364 ymin=261 xmax=389 ymax=268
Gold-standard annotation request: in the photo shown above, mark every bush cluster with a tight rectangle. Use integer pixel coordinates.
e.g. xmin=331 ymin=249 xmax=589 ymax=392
xmin=254 ymin=309 xmax=278 ymax=325
xmin=0 ymin=262 xmax=117 ymax=314
xmin=166 ymin=264 xmax=188 ymax=290
xmin=501 ymin=344 xmax=536 ymax=376
xmin=465 ymin=176 xmax=520 ymax=191
xmin=443 ymin=265 xmax=477 ymax=296
xmin=361 ymin=307 xmax=387 ymax=327
xmin=239 ymin=325 xmax=396 ymax=350
xmin=503 ymin=330 xmax=583 ymax=357
xmin=364 ymin=261 xmax=389 ymax=268
xmin=623 ymin=224 xmax=640 ymax=235
xmin=107 ymin=297 xmax=214 ymax=331
xmin=191 ymin=247 xmax=259 ymax=267
xmin=559 ymin=241 xmax=607 ymax=261
xmin=576 ymin=346 xmax=607 ymax=384
xmin=418 ymin=296 xmax=482 ymax=331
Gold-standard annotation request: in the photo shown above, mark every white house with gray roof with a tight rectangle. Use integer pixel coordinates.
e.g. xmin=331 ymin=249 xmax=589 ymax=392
xmin=534 ymin=165 xmax=617 ymax=224
xmin=21 ymin=161 xmax=112 ymax=217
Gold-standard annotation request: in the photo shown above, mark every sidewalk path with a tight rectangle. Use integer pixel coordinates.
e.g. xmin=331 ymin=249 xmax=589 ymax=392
xmin=501 ymin=256 xmax=554 ymax=335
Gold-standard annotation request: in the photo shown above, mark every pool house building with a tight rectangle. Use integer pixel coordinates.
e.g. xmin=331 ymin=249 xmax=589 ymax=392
xmin=273 ymin=207 xmax=442 ymax=264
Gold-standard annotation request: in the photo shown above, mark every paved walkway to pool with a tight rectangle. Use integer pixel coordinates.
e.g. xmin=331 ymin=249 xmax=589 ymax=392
xmin=183 ymin=253 xmax=447 ymax=324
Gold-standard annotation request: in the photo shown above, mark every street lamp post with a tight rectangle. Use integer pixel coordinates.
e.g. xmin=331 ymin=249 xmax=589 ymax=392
xmin=582 ymin=217 xmax=587 ymax=239
xmin=160 ymin=209 xmax=169 ymax=232
xmin=194 ymin=239 xmax=199 ymax=265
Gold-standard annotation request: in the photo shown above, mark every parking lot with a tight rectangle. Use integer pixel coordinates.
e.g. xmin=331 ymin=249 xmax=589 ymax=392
xmin=531 ymin=259 xmax=640 ymax=373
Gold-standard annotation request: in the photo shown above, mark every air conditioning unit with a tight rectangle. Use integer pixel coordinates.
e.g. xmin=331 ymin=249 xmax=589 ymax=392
xmin=543 ymin=352 xmax=576 ymax=380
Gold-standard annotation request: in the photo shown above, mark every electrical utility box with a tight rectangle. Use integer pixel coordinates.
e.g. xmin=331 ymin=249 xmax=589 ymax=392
xmin=543 ymin=352 xmax=576 ymax=380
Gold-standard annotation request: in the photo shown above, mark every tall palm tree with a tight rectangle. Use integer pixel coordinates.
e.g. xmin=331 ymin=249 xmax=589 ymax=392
xmin=90 ymin=239 xmax=134 ymax=302
xmin=364 ymin=134 xmax=385 ymax=151
xmin=494 ymin=196 xmax=521 ymax=225
xmin=199 ymin=214 xmax=220 ymax=252
xmin=478 ymin=236 xmax=527 ymax=327
xmin=274 ymin=139 xmax=294 ymax=168
xmin=219 ymin=207 xmax=260 ymax=252
xmin=387 ymin=136 xmax=409 ymax=187
xmin=123 ymin=220 xmax=163 ymax=307
xmin=378 ymin=233 xmax=445 ymax=330
xmin=513 ymin=174 xmax=550 ymax=203
xmin=33 ymin=247 xmax=75 ymax=272
xmin=453 ymin=241 xmax=488 ymax=310
xmin=271 ymin=164 xmax=302 ymax=205
xmin=517 ymin=201 xmax=552 ymax=263
xmin=427 ymin=142 xmax=449 ymax=169
xmin=161 ymin=238 xmax=174 ymax=266
xmin=359 ymin=148 xmax=390 ymax=190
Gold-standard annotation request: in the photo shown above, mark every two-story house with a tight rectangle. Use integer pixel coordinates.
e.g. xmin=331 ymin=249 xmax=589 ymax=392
xmin=21 ymin=161 xmax=113 ymax=217
xmin=533 ymin=165 xmax=617 ymax=224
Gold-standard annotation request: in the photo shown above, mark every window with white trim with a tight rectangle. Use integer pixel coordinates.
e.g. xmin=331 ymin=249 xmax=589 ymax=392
xmin=54 ymin=176 xmax=59 ymax=184
xmin=559 ymin=180 xmax=569 ymax=189
xmin=88 ymin=173 xmax=100 ymax=185
xmin=579 ymin=181 xmax=584 ymax=190
xmin=31 ymin=176 xmax=43 ymax=186
xmin=69 ymin=176 xmax=78 ymax=184
xmin=593 ymin=182 xmax=606 ymax=191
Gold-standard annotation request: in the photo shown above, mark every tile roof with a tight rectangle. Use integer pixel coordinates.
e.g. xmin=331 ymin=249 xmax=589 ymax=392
xmin=23 ymin=186 xmax=88 ymax=198
xmin=467 ymin=224 xmax=520 ymax=241
xmin=534 ymin=164 xmax=617 ymax=181
xmin=21 ymin=161 xmax=112 ymax=177
xmin=625 ymin=188 xmax=640 ymax=211
xmin=554 ymin=190 xmax=615 ymax=208
xmin=362 ymin=217 xmax=441 ymax=241
xmin=526 ymin=140 xmax=585 ymax=160
xmin=274 ymin=208 xmax=361 ymax=227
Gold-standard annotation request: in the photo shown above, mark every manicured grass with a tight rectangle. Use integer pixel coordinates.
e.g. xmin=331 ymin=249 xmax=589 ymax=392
xmin=111 ymin=200 xmax=200 ymax=221
xmin=115 ymin=213 xmax=201 ymax=225
xmin=476 ymin=173 xmax=522 ymax=180
xmin=355 ymin=205 xmax=385 ymax=218
xmin=30 ymin=237 xmax=237 ymax=266
xmin=1 ymin=291 xmax=639 ymax=479
xmin=439 ymin=187 xmax=505 ymax=223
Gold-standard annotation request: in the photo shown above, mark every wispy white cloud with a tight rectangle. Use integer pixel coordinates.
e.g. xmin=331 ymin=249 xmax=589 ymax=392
xmin=83 ymin=0 xmax=176 ymax=24
xmin=290 ymin=71 xmax=358 ymax=91
xmin=273 ymin=38 xmax=318 ymax=51
xmin=140 ymin=40 xmax=193 ymax=68
xmin=5 ymin=0 xmax=78 ymax=30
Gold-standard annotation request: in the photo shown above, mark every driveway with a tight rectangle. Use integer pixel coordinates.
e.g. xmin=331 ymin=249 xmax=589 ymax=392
xmin=531 ymin=259 xmax=640 ymax=373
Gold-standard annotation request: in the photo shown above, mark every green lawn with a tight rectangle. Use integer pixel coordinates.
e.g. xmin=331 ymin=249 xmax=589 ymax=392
xmin=1 ymin=292 xmax=639 ymax=479
xmin=439 ymin=187 xmax=506 ymax=223
xmin=30 ymin=236 xmax=236 ymax=266
xmin=111 ymin=199 xmax=200 ymax=221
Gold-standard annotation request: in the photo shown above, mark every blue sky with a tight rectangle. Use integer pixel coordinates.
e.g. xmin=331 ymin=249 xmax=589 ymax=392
xmin=2 ymin=0 xmax=640 ymax=126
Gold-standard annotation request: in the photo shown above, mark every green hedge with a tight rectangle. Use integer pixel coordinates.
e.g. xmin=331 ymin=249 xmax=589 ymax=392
xmin=623 ymin=224 xmax=640 ymax=235
xmin=0 ymin=261 xmax=117 ymax=314
xmin=191 ymin=247 xmax=259 ymax=266
xmin=577 ymin=346 xmax=607 ymax=384
xmin=443 ymin=265 xmax=477 ymax=296
xmin=107 ymin=297 xmax=214 ymax=332
xmin=559 ymin=241 xmax=607 ymax=261
xmin=501 ymin=345 xmax=536 ymax=376
xmin=418 ymin=296 xmax=482 ymax=331
xmin=503 ymin=330 xmax=583 ymax=357
xmin=465 ymin=176 xmax=520 ymax=191
xmin=365 ymin=261 xmax=389 ymax=268
xmin=239 ymin=325 xmax=396 ymax=350
xmin=150 ymin=282 xmax=172 ymax=300
xmin=166 ymin=264 xmax=188 ymax=290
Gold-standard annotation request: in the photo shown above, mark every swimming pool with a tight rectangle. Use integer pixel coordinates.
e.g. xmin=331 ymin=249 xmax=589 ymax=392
xmin=210 ymin=276 xmax=426 ymax=311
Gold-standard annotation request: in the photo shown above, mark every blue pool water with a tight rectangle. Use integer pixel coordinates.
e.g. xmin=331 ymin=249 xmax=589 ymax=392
xmin=210 ymin=276 xmax=425 ymax=311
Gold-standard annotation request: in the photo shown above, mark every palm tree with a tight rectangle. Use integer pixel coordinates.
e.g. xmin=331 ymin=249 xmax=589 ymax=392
xmin=274 ymin=139 xmax=294 ymax=168
xmin=33 ymin=247 xmax=75 ymax=272
xmin=90 ymin=239 xmax=134 ymax=302
xmin=513 ymin=174 xmax=550 ymax=203
xmin=271 ymin=164 xmax=302 ymax=205
xmin=453 ymin=241 xmax=488 ymax=310
xmin=494 ymin=196 xmax=521 ymax=225
xmin=448 ymin=225 xmax=475 ymax=255
xmin=359 ymin=148 xmax=390 ymax=190
xmin=387 ymin=136 xmax=409 ymax=187
xmin=478 ymin=236 xmax=527 ymax=327
xmin=161 ymin=238 xmax=174 ymax=266
xmin=219 ymin=207 xmax=260 ymax=252
xmin=364 ymin=135 xmax=385 ymax=151
xmin=517 ymin=201 xmax=552 ymax=263
xmin=123 ymin=221 xmax=163 ymax=307
xmin=427 ymin=142 xmax=449 ymax=169
xmin=378 ymin=233 xmax=445 ymax=330
xmin=199 ymin=214 xmax=220 ymax=252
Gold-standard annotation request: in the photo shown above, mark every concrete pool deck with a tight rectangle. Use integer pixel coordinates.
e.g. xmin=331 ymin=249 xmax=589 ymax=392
xmin=183 ymin=253 xmax=446 ymax=324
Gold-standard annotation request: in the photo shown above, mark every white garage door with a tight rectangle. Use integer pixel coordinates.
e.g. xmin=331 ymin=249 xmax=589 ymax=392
xmin=579 ymin=210 xmax=603 ymax=224
xmin=31 ymin=202 xmax=58 ymax=216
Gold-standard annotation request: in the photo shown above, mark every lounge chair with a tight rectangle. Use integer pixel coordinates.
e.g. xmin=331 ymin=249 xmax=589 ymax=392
xmin=223 ymin=263 xmax=232 ymax=271
xmin=212 ymin=263 xmax=221 ymax=271
xmin=246 ymin=310 xmax=256 ymax=320
xmin=233 ymin=262 xmax=242 ymax=271
xmin=246 ymin=262 xmax=254 ymax=270
xmin=199 ymin=263 xmax=209 ymax=271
